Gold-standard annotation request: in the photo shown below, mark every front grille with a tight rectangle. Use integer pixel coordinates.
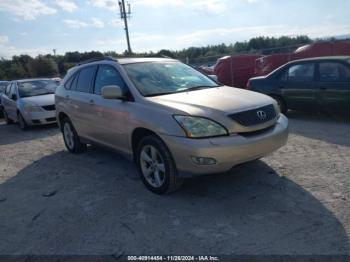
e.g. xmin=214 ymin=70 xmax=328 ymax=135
xmin=46 ymin=117 xmax=56 ymax=122
xmin=32 ymin=120 xmax=41 ymax=124
xmin=42 ymin=105 xmax=56 ymax=111
xmin=228 ymin=104 xmax=276 ymax=126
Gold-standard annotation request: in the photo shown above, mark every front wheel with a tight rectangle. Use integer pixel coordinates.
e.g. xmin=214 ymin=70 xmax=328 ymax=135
xmin=136 ymin=136 xmax=183 ymax=194
xmin=62 ymin=118 xmax=87 ymax=153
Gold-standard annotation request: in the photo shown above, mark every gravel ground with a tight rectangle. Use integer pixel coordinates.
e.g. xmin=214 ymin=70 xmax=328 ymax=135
xmin=0 ymin=112 xmax=349 ymax=255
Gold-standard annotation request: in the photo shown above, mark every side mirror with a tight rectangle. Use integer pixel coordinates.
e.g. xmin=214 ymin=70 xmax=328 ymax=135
xmin=208 ymin=74 xmax=218 ymax=82
xmin=11 ymin=94 xmax=17 ymax=101
xmin=101 ymin=85 xmax=124 ymax=99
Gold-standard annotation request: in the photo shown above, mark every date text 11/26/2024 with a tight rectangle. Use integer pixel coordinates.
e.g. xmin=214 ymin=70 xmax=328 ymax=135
xmin=127 ymin=256 xmax=220 ymax=261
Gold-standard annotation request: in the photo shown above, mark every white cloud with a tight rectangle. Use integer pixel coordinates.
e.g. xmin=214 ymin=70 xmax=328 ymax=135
xmin=245 ymin=0 xmax=260 ymax=3
xmin=91 ymin=0 xmax=228 ymax=14
xmin=173 ymin=24 xmax=350 ymax=48
xmin=134 ymin=0 xmax=182 ymax=8
xmin=91 ymin=18 xmax=104 ymax=28
xmin=55 ymin=0 xmax=77 ymax=13
xmin=0 ymin=0 xmax=56 ymax=20
xmin=63 ymin=19 xmax=88 ymax=28
xmin=109 ymin=19 xmax=123 ymax=28
xmin=96 ymin=24 xmax=350 ymax=53
xmin=89 ymin=0 xmax=119 ymax=11
xmin=134 ymin=0 xmax=228 ymax=14
xmin=0 ymin=36 xmax=9 ymax=45
xmin=191 ymin=0 xmax=228 ymax=14
xmin=0 ymin=46 xmax=52 ymax=59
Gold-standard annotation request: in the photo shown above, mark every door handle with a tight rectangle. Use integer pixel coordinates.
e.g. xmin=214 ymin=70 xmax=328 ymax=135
xmin=320 ymin=87 xmax=327 ymax=90
xmin=65 ymin=95 xmax=70 ymax=98
xmin=89 ymin=99 xmax=95 ymax=105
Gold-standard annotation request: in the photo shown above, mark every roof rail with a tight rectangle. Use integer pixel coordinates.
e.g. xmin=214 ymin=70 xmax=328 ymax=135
xmin=77 ymin=56 xmax=117 ymax=66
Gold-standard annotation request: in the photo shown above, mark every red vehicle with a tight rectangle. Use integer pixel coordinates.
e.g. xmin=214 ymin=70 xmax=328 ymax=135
xmin=214 ymin=55 xmax=262 ymax=88
xmin=256 ymin=40 xmax=350 ymax=76
xmin=214 ymin=40 xmax=350 ymax=88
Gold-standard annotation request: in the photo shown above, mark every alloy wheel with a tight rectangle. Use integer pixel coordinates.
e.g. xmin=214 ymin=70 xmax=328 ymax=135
xmin=63 ymin=122 xmax=75 ymax=150
xmin=140 ymin=145 xmax=166 ymax=188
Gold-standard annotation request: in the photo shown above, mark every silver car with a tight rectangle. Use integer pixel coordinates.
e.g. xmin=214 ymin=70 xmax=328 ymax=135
xmin=56 ymin=57 xmax=289 ymax=194
xmin=2 ymin=78 xmax=58 ymax=130
xmin=0 ymin=81 xmax=9 ymax=113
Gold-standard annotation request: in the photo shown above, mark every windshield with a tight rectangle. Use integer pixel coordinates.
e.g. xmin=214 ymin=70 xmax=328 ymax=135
xmin=123 ymin=61 xmax=219 ymax=97
xmin=18 ymin=80 xmax=58 ymax=98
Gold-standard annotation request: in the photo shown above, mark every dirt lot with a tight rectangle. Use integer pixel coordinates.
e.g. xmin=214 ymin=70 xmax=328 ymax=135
xmin=0 ymin=112 xmax=349 ymax=256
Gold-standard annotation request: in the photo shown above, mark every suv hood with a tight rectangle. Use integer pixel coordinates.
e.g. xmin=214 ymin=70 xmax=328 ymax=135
xmin=147 ymin=86 xmax=274 ymax=116
xmin=146 ymin=86 xmax=277 ymax=133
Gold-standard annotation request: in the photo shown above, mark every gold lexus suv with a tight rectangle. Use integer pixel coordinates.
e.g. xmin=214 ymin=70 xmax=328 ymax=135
xmin=55 ymin=57 xmax=288 ymax=194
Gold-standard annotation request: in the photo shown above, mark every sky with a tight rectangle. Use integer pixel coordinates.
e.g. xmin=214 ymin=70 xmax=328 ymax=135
xmin=0 ymin=0 xmax=349 ymax=58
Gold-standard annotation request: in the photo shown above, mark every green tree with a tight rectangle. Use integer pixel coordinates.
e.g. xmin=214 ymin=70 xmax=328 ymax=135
xmin=31 ymin=56 xmax=59 ymax=77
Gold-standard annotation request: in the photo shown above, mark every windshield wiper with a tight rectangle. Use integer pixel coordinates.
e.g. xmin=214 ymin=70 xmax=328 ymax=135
xmin=144 ymin=85 xmax=221 ymax=97
xmin=144 ymin=91 xmax=177 ymax=97
xmin=183 ymin=85 xmax=221 ymax=92
xmin=33 ymin=92 xmax=54 ymax=96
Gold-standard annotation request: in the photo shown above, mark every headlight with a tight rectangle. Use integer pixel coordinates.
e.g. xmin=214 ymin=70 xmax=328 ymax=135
xmin=23 ymin=104 xmax=42 ymax=112
xmin=174 ymin=115 xmax=228 ymax=138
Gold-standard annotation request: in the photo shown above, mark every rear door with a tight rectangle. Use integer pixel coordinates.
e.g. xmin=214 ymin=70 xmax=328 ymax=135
xmin=67 ymin=65 xmax=97 ymax=137
xmin=317 ymin=61 xmax=350 ymax=112
xmin=280 ymin=62 xmax=318 ymax=111
xmin=88 ymin=64 xmax=130 ymax=153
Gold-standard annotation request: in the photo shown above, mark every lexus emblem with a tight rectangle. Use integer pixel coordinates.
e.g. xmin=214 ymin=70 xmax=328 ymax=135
xmin=256 ymin=110 xmax=267 ymax=120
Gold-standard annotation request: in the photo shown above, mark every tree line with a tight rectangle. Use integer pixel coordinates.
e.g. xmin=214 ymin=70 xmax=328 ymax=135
xmin=0 ymin=36 xmax=313 ymax=80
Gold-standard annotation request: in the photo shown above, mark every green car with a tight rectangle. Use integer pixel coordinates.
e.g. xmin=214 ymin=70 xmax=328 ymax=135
xmin=248 ymin=56 xmax=350 ymax=114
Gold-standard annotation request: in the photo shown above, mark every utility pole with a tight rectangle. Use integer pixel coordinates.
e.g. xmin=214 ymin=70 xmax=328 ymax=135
xmin=119 ymin=0 xmax=132 ymax=54
xmin=53 ymin=49 xmax=56 ymax=56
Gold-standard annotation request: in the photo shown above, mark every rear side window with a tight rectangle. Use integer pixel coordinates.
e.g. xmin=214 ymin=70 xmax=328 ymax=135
xmin=287 ymin=63 xmax=315 ymax=82
xmin=64 ymin=74 xmax=76 ymax=90
xmin=94 ymin=65 xmax=126 ymax=95
xmin=76 ymin=66 xmax=96 ymax=93
xmin=319 ymin=62 xmax=350 ymax=82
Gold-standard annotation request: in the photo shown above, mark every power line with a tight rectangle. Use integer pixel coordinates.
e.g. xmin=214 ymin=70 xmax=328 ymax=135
xmin=118 ymin=0 xmax=132 ymax=54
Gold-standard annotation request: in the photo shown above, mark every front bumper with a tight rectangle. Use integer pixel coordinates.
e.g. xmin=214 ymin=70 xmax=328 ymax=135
xmin=21 ymin=110 xmax=57 ymax=125
xmin=161 ymin=114 xmax=289 ymax=176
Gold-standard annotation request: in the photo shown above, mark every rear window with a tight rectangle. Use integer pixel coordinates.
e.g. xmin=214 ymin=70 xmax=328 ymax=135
xmin=319 ymin=62 xmax=350 ymax=82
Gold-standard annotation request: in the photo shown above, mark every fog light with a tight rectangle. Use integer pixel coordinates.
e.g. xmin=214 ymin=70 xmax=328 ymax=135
xmin=191 ymin=156 xmax=217 ymax=165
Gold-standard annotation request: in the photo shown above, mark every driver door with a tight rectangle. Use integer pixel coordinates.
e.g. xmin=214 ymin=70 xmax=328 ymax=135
xmin=88 ymin=64 xmax=131 ymax=154
xmin=3 ymin=83 xmax=18 ymax=120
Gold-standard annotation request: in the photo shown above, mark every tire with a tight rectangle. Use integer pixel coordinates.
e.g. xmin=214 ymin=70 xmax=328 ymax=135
xmin=3 ymin=110 xmax=14 ymax=125
xmin=61 ymin=118 xmax=87 ymax=153
xmin=271 ymin=95 xmax=288 ymax=114
xmin=17 ymin=112 xmax=28 ymax=131
xmin=136 ymin=135 xmax=184 ymax=194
